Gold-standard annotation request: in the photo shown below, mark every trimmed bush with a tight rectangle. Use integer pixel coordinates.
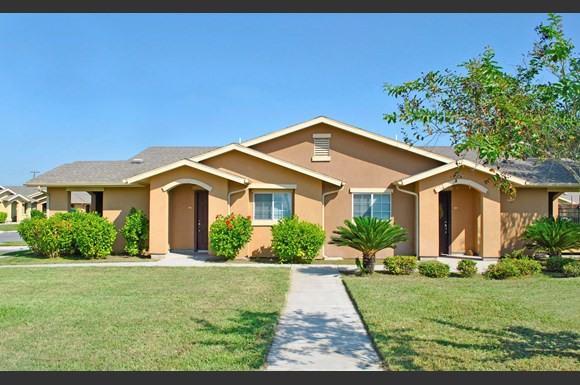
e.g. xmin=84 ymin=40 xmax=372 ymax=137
xmin=73 ymin=213 xmax=117 ymax=259
xmin=30 ymin=209 xmax=46 ymax=219
xmin=484 ymin=258 xmax=542 ymax=280
xmin=384 ymin=256 xmax=417 ymax=275
xmin=0 ymin=212 xmax=7 ymax=223
xmin=122 ymin=208 xmax=149 ymax=256
xmin=209 ymin=213 xmax=253 ymax=260
xmin=457 ymin=259 xmax=478 ymax=277
xmin=18 ymin=212 xmax=116 ymax=259
xmin=272 ymin=216 xmax=326 ymax=264
xmin=545 ymin=256 xmax=574 ymax=272
xmin=562 ymin=261 xmax=580 ymax=277
xmin=418 ymin=261 xmax=450 ymax=278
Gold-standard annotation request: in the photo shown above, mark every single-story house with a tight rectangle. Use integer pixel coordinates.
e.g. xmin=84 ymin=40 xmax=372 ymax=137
xmin=70 ymin=191 xmax=93 ymax=212
xmin=25 ymin=117 xmax=580 ymax=260
xmin=0 ymin=185 xmax=47 ymax=223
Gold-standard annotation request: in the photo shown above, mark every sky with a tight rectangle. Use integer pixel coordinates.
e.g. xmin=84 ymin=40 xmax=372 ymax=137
xmin=0 ymin=13 xmax=578 ymax=185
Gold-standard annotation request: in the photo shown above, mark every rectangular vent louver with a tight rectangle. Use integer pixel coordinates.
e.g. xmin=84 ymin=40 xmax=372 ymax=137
xmin=313 ymin=137 xmax=330 ymax=157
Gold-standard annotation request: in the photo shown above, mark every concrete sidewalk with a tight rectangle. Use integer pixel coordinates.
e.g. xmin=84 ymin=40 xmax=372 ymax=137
xmin=266 ymin=266 xmax=382 ymax=371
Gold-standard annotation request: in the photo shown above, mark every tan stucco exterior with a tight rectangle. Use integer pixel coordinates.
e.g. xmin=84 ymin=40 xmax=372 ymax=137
xmin=38 ymin=119 xmax=571 ymax=260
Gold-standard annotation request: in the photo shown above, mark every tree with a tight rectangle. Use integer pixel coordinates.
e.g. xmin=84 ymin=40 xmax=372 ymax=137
xmin=384 ymin=14 xmax=579 ymax=196
xmin=330 ymin=216 xmax=407 ymax=274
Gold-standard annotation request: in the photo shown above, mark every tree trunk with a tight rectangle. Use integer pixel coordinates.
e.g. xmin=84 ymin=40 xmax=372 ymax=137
xmin=363 ymin=254 xmax=376 ymax=274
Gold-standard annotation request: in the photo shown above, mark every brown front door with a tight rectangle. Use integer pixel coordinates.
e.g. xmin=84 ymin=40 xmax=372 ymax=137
xmin=195 ymin=190 xmax=209 ymax=250
xmin=439 ymin=191 xmax=452 ymax=255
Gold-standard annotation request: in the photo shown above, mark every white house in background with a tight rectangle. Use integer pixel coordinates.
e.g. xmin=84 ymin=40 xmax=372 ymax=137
xmin=0 ymin=185 xmax=47 ymax=223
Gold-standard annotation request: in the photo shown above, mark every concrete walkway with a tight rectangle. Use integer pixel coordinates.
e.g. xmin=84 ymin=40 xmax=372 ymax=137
xmin=266 ymin=266 xmax=382 ymax=371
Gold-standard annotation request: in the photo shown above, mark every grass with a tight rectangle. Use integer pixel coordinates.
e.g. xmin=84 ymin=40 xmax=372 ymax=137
xmin=343 ymin=273 xmax=580 ymax=371
xmin=0 ymin=249 xmax=156 ymax=265
xmin=0 ymin=267 xmax=289 ymax=370
xmin=0 ymin=223 xmax=18 ymax=231
xmin=0 ymin=241 xmax=27 ymax=246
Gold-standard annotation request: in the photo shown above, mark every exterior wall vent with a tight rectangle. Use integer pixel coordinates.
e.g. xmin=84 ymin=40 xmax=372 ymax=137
xmin=312 ymin=133 xmax=331 ymax=162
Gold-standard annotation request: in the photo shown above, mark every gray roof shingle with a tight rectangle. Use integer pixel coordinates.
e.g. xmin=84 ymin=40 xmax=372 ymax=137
xmin=26 ymin=146 xmax=217 ymax=186
xmin=422 ymin=146 xmax=580 ymax=185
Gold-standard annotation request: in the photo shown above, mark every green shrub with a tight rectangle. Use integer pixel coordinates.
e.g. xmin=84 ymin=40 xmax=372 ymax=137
xmin=0 ymin=212 xmax=7 ymax=223
xmin=524 ymin=217 xmax=580 ymax=257
xmin=484 ymin=258 xmax=542 ymax=280
xmin=209 ymin=213 xmax=253 ymax=260
xmin=73 ymin=213 xmax=117 ymax=259
xmin=18 ymin=212 xmax=116 ymax=259
xmin=418 ymin=261 xmax=450 ymax=278
xmin=384 ymin=256 xmax=417 ymax=275
xmin=17 ymin=218 xmax=45 ymax=254
xmin=562 ymin=261 xmax=580 ymax=277
xmin=545 ymin=255 xmax=574 ymax=272
xmin=272 ymin=216 xmax=326 ymax=264
xmin=37 ymin=214 xmax=76 ymax=258
xmin=30 ymin=209 xmax=46 ymax=219
xmin=502 ymin=247 xmax=529 ymax=259
xmin=457 ymin=259 xmax=478 ymax=277
xmin=122 ymin=208 xmax=149 ymax=256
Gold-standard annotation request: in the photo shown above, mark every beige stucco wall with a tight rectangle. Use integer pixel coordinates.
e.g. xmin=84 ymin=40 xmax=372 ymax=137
xmin=250 ymin=122 xmax=443 ymax=257
xmin=417 ymin=167 xmax=501 ymax=259
xmin=500 ymin=188 xmax=549 ymax=253
xmin=449 ymin=186 xmax=480 ymax=254
xmin=102 ymin=187 xmax=149 ymax=253
xmin=148 ymin=166 xmax=232 ymax=255
xmin=203 ymin=151 xmax=324 ymax=257
xmin=47 ymin=188 xmax=69 ymax=214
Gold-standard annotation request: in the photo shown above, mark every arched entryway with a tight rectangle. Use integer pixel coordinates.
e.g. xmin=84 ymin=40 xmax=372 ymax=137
xmin=435 ymin=179 xmax=487 ymax=256
xmin=164 ymin=179 xmax=212 ymax=252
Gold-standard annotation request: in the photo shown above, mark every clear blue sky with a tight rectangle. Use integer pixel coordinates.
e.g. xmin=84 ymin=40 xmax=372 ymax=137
xmin=1 ymin=13 xmax=578 ymax=185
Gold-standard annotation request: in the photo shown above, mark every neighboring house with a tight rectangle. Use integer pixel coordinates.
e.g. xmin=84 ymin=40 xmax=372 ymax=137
xmin=558 ymin=192 xmax=580 ymax=224
xmin=70 ymin=191 xmax=92 ymax=212
xmin=0 ymin=185 xmax=47 ymax=223
xmin=26 ymin=117 xmax=580 ymax=260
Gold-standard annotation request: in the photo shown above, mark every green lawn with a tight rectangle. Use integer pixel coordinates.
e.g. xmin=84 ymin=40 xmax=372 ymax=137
xmin=0 ymin=223 xmax=18 ymax=231
xmin=343 ymin=273 xmax=580 ymax=371
xmin=0 ymin=249 xmax=156 ymax=265
xmin=0 ymin=240 xmax=27 ymax=247
xmin=0 ymin=267 xmax=289 ymax=370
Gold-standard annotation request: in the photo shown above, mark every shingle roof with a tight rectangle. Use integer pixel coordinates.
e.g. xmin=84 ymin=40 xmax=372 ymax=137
xmin=26 ymin=146 xmax=218 ymax=186
xmin=422 ymin=146 xmax=580 ymax=185
xmin=71 ymin=191 xmax=91 ymax=204
xmin=3 ymin=185 xmax=44 ymax=197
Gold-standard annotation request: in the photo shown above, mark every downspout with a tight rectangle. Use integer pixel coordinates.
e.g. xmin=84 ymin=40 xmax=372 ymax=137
xmin=321 ymin=183 xmax=345 ymax=258
xmin=227 ymin=187 xmax=248 ymax=214
xmin=396 ymin=184 xmax=419 ymax=259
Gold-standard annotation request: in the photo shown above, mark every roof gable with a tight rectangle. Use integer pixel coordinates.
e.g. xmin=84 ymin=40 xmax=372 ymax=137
xmin=191 ymin=144 xmax=343 ymax=186
xmin=241 ymin=116 xmax=454 ymax=164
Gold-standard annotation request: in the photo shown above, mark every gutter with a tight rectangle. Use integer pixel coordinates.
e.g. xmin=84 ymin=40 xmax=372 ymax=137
xmin=227 ymin=187 xmax=248 ymax=214
xmin=321 ymin=183 xmax=345 ymax=258
xmin=396 ymin=184 xmax=419 ymax=258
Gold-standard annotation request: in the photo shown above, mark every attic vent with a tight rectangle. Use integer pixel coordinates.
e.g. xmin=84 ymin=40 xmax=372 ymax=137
xmin=312 ymin=133 xmax=331 ymax=161
xmin=131 ymin=158 xmax=144 ymax=164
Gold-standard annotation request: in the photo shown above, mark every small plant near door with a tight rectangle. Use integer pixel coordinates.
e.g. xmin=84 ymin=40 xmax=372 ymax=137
xmin=0 ymin=212 xmax=6 ymax=223
xmin=330 ymin=217 xmax=408 ymax=274
xmin=122 ymin=208 xmax=149 ymax=256
xmin=209 ymin=213 xmax=253 ymax=260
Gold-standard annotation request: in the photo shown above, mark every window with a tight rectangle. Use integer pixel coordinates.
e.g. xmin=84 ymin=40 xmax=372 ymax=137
xmin=312 ymin=133 xmax=331 ymax=161
xmin=352 ymin=193 xmax=391 ymax=219
xmin=253 ymin=192 xmax=292 ymax=222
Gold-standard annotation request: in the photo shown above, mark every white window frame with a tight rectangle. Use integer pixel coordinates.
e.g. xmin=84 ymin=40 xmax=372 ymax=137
xmin=252 ymin=190 xmax=293 ymax=226
xmin=351 ymin=191 xmax=392 ymax=220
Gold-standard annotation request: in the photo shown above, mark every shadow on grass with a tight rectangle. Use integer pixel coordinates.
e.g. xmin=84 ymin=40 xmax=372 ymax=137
xmin=0 ymin=249 xmax=151 ymax=261
xmin=189 ymin=310 xmax=280 ymax=369
xmin=370 ymin=318 xmax=580 ymax=370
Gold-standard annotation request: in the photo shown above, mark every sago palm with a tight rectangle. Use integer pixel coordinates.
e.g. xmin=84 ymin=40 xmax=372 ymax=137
xmin=330 ymin=216 xmax=408 ymax=274
xmin=524 ymin=217 xmax=580 ymax=257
